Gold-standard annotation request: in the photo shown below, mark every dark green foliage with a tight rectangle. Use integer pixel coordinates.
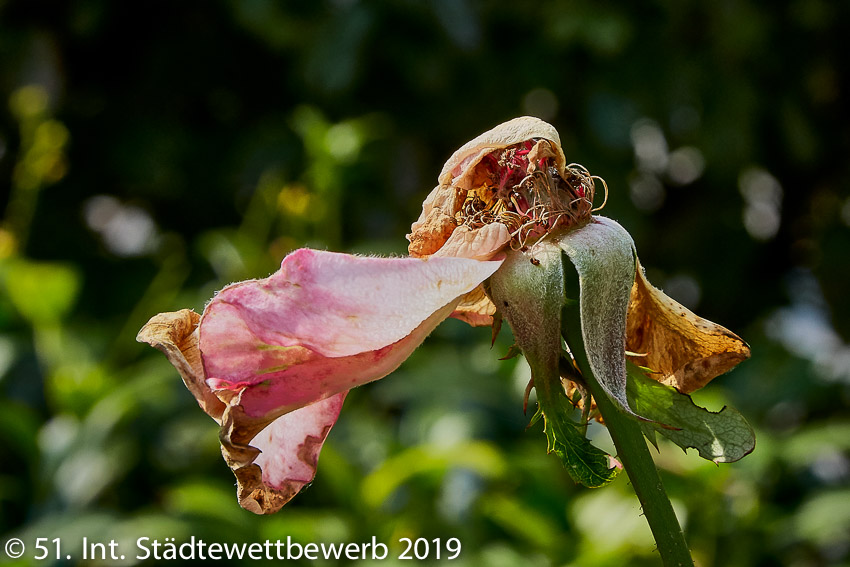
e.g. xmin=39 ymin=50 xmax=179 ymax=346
xmin=627 ymin=362 xmax=755 ymax=463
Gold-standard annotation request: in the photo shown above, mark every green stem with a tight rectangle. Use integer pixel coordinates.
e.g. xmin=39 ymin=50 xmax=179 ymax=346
xmin=582 ymin=365 xmax=694 ymax=567
xmin=561 ymin=331 xmax=694 ymax=566
xmin=559 ymin=267 xmax=693 ymax=565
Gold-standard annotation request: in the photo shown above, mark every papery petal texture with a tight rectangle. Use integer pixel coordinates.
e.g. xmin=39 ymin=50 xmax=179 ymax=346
xmin=136 ymin=309 xmax=225 ymax=420
xmin=433 ymin=223 xmax=511 ymax=262
xmin=450 ymin=286 xmax=498 ymax=327
xmin=626 ymin=260 xmax=750 ymax=393
xmin=438 ymin=116 xmax=567 ymax=188
xmin=139 ymin=248 xmax=503 ymax=515
xmin=408 ymin=116 xmax=565 ymax=258
xmin=201 ymin=248 xmax=502 ymax=389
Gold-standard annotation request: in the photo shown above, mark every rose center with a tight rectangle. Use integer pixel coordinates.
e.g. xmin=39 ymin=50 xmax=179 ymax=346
xmin=454 ymin=140 xmax=600 ymax=248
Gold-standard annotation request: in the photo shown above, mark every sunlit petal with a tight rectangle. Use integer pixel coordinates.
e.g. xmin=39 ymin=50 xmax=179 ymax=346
xmin=200 ymin=248 xmax=502 ymax=386
xmin=626 ymin=259 xmax=750 ymax=393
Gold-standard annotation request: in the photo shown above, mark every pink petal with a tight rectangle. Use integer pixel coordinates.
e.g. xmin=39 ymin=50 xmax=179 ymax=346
xmin=149 ymin=249 xmax=501 ymax=514
xmin=219 ymin=307 xmax=455 ymax=514
xmin=252 ymin=392 xmax=346 ymax=495
xmin=233 ymin=302 xmax=458 ymax=418
xmin=200 ymin=248 xmax=502 ymax=390
xmin=201 ymin=249 xmax=502 ymax=514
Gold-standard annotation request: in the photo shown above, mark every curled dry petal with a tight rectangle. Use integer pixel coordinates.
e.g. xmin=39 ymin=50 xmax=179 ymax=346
xmin=407 ymin=116 xmax=566 ymax=258
xmin=450 ymin=285 xmax=498 ymax=327
xmin=437 ymin=117 xmax=566 ymax=189
xmin=432 ymin=223 xmax=511 ymax=262
xmin=626 ymin=260 xmax=751 ymax=393
xmin=408 ymin=117 xmax=571 ymax=324
xmin=136 ymin=309 xmax=225 ymax=420
xmin=139 ymin=248 xmax=502 ymax=514
xmin=430 ymin=223 xmax=509 ymax=326
xmin=406 ymin=187 xmax=459 ymax=257
xmin=221 ymin=391 xmax=347 ymax=514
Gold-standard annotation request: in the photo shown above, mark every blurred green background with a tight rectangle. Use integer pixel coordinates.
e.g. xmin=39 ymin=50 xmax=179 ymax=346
xmin=1 ymin=1 xmax=848 ymax=566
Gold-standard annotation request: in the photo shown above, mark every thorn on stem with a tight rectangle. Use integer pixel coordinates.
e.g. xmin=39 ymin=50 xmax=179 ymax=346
xmin=523 ymin=379 xmax=534 ymax=414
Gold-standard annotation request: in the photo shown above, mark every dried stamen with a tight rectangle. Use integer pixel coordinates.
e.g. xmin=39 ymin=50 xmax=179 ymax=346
xmin=454 ymin=140 xmax=604 ymax=249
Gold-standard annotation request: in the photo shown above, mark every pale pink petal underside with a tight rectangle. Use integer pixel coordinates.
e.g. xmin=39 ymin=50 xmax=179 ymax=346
xmin=200 ymin=249 xmax=502 ymax=387
xmin=232 ymin=302 xmax=458 ymax=418
xmin=252 ymin=392 xmax=346 ymax=495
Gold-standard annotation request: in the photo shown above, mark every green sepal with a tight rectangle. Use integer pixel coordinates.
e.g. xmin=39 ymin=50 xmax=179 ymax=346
xmin=491 ymin=310 xmax=503 ymax=346
xmin=626 ymin=362 xmax=755 ymax=463
xmin=640 ymin=422 xmax=660 ymax=451
xmin=556 ymin=217 xmax=639 ymax=417
xmin=488 ymin=240 xmax=619 ymax=488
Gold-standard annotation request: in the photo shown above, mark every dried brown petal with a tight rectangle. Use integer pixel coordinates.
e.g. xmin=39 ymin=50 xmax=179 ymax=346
xmin=137 ymin=309 xmax=345 ymax=515
xmin=137 ymin=310 xmax=225 ymax=421
xmin=450 ymin=284 xmax=497 ymax=327
xmin=525 ymin=139 xmax=559 ymax=174
xmin=626 ymin=260 xmax=751 ymax=393
xmin=218 ymin=392 xmax=346 ymax=515
xmin=438 ymin=117 xmax=566 ymax=187
xmin=407 ymin=184 xmax=461 ymax=257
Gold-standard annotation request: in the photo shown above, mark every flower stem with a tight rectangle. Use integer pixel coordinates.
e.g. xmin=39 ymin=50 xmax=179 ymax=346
xmin=557 ymin=249 xmax=694 ymax=566
xmin=582 ymin=366 xmax=695 ymax=567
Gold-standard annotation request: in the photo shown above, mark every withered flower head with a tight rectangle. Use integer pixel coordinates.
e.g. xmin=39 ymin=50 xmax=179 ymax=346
xmin=408 ymin=116 xmax=602 ymax=257
xmin=138 ymin=116 xmax=749 ymax=514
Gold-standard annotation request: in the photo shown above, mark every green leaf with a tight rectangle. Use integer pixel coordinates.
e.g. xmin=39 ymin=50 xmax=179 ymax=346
xmin=639 ymin=421 xmax=659 ymax=451
xmin=542 ymin=402 xmax=620 ymax=487
xmin=626 ymin=362 xmax=755 ymax=463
